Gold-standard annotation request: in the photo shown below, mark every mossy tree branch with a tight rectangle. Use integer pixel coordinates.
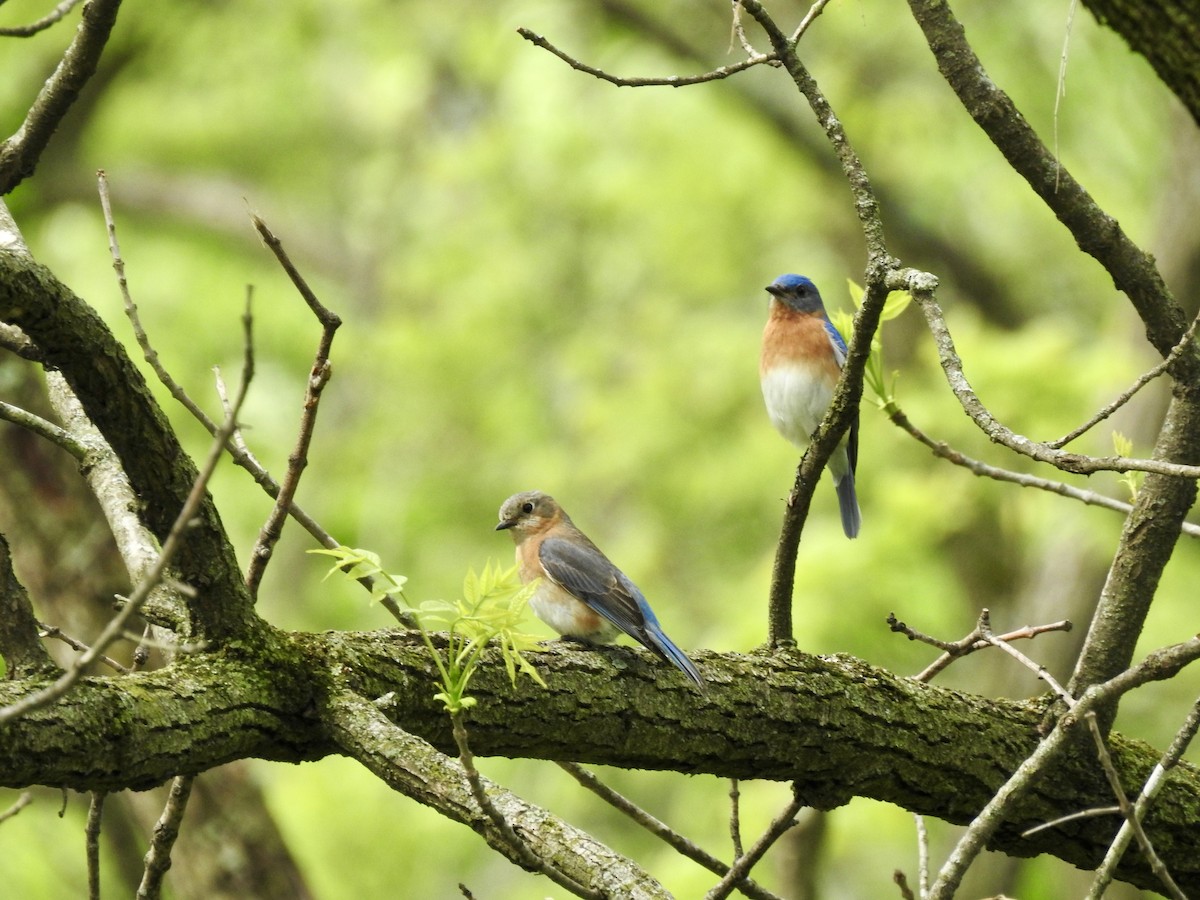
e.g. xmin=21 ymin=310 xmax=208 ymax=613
xmin=0 ymin=630 xmax=1197 ymax=896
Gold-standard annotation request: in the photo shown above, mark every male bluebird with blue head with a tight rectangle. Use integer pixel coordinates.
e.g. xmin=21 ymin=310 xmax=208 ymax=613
xmin=760 ymin=274 xmax=861 ymax=538
xmin=496 ymin=490 xmax=704 ymax=689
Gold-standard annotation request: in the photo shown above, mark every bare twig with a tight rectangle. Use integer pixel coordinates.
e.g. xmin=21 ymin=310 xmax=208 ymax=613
xmin=889 ymin=611 xmax=1072 ymax=683
xmin=558 ymin=763 xmax=780 ymax=900
xmin=1088 ymin=696 xmax=1200 ymax=897
xmin=0 ymin=792 xmax=33 ymax=825
xmin=245 ymin=216 xmax=340 ymax=598
xmin=705 ymin=786 xmax=803 ymax=900
xmin=913 ymin=287 xmax=1200 ymax=479
xmin=1082 ymin=713 xmax=1185 ymax=899
xmin=517 ymin=26 xmax=773 ymax=87
xmin=0 ymin=400 xmax=86 ymax=458
xmin=86 ymin=791 xmax=105 ymax=900
xmin=1047 ymin=308 xmax=1200 ymax=449
xmin=729 ymin=0 xmax=759 ymax=57
xmin=915 ymin=813 xmax=929 ymax=897
xmin=790 ymin=0 xmax=834 ymax=43
xmin=98 ymin=176 xmax=411 ymax=625
xmin=38 ymin=622 xmax=131 ymax=674
xmin=0 ymin=321 xmax=41 ymax=360
xmin=98 ymin=170 xmax=220 ymax=434
xmin=893 ymin=869 xmax=916 ymax=900
xmin=889 ymin=407 xmax=1200 ymax=538
xmin=1022 ymin=804 xmax=1121 ymax=838
xmin=135 ymin=775 xmax=195 ymax=900
xmin=729 ymin=777 xmax=745 ymax=860
xmin=0 ymin=0 xmax=84 ymax=37
xmin=978 ymin=610 xmax=1074 ymax=705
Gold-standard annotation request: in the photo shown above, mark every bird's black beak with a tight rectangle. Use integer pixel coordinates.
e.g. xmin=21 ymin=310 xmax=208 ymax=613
xmin=495 ymin=520 xmax=515 ymax=531
xmin=765 ymin=284 xmax=783 ymax=297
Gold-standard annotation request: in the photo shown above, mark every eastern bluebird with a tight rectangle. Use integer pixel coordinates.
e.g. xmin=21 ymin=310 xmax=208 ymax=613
xmin=495 ymin=490 xmax=704 ymax=690
xmin=760 ymin=273 xmax=861 ymax=538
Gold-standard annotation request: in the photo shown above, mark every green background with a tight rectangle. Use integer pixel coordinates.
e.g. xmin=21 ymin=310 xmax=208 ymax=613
xmin=2 ymin=0 xmax=1196 ymax=897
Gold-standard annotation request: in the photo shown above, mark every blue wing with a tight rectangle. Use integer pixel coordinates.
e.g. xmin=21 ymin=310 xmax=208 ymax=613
xmin=822 ymin=316 xmax=849 ymax=365
xmin=539 ymin=535 xmax=705 ymax=689
xmin=539 ymin=535 xmax=645 ymax=637
xmin=822 ymin=314 xmax=861 ymax=536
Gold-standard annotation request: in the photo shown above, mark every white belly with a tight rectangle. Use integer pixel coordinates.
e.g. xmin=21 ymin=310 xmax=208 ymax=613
xmin=529 ymin=579 xmax=620 ymax=643
xmin=761 ymin=362 xmax=833 ymax=448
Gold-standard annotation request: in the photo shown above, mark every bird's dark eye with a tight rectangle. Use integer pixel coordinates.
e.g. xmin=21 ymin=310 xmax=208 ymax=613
xmin=521 ymin=501 xmax=534 ymax=514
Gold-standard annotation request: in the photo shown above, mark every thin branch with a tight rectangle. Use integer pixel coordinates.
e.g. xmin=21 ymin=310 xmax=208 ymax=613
xmin=790 ymin=0 xmax=834 ymax=42
xmin=245 ymin=217 xmax=340 ymax=598
xmin=729 ymin=0 xmax=759 ymax=57
xmin=98 ymin=170 xmax=219 ymax=434
xmin=927 ymin=636 xmax=1200 ymax=899
xmin=889 ymin=406 xmax=1200 ymax=538
xmin=1047 ymin=308 xmax=1200 ymax=449
xmin=978 ymin=610 xmax=1074 ymax=706
xmin=904 ymin=0 xmax=1186 ymax=358
xmin=328 ymin=690 xmax=670 ymax=897
xmin=0 ymin=399 xmax=86 ymax=458
xmin=889 ymin=610 xmax=1072 ymax=683
xmin=893 ymin=870 xmax=916 ymax=900
xmin=1023 ymin=805 xmax=1121 ymax=838
xmin=1083 ymin=713 xmax=1186 ymax=900
xmin=557 ymin=762 xmax=780 ymax=900
xmin=38 ymin=622 xmax=131 ymax=674
xmin=1089 ymin=696 xmax=1200 ymax=898
xmin=729 ymin=778 xmax=745 ymax=861
xmin=915 ymin=813 xmax=929 ymax=897
xmin=135 ymin=775 xmax=195 ymax=900
xmin=98 ymin=175 xmax=411 ymax=625
xmin=86 ymin=791 xmax=105 ymax=900
xmin=0 ymin=321 xmax=41 ymax=360
xmin=517 ymin=27 xmax=774 ymax=87
xmin=738 ymin=0 xmax=909 ymax=642
xmin=0 ymin=0 xmax=83 ymax=37
xmin=0 ymin=350 xmax=250 ymax=724
xmin=0 ymin=0 xmax=123 ymax=193
xmin=0 ymin=792 xmax=33 ymax=825
xmin=705 ymin=787 xmax=803 ymax=900
xmin=913 ymin=286 xmax=1200 ymax=479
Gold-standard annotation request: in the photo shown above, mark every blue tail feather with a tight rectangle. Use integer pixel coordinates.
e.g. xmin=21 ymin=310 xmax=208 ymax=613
xmin=836 ymin=473 xmax=861 ymax=539
xmin=642 ymin=622 xmax=705 ymax=692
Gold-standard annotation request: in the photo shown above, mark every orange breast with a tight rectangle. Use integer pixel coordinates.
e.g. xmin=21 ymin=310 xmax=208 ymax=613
xmin=760 ymin=305 xmax=841 ymax=380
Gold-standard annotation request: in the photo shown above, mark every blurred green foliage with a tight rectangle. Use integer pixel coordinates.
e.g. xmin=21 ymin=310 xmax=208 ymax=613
xmin=1 ymin=0 xmax=1194 ymax=897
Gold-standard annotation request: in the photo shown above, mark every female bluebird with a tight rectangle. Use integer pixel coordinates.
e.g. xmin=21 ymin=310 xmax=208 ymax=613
xmin=760 ymin=274 xmax=861 ymax=538
xmin=495 ymin=490 xmax=704 ymax=689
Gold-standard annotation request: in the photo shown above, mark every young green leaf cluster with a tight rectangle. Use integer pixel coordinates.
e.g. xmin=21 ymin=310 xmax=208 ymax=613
xmin=312 ymin=548 xmax=546 ymax=713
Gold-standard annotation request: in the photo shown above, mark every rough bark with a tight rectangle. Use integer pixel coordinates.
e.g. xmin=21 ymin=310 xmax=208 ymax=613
xmin=1084 ymin=0 xmax=1200 ymax=128
xmin=0 ymin=630 xmax=1196 ymax=896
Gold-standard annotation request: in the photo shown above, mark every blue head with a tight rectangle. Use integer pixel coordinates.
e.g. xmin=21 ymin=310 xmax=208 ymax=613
xmin=766 ymin=274 xmax=825 ymax=314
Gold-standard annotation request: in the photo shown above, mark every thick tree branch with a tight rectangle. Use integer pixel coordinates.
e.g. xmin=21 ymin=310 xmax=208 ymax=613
xmin=0 ymin=532 xmax=58 ymax=677
xmin=326 ymin=689 xmax=666 ymax=900
xmin=1081 ymin=0 xmax=1200 ymax=128
xmin=0 ymin=0 xmax=123 ymax=194
xmin=905 ymin=0 xmax=1190 ymax=363
xmin=0 ymin=632 xmax=1196 ymax=895
xmin=0 ymin=250 xmax=258 ymax=643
